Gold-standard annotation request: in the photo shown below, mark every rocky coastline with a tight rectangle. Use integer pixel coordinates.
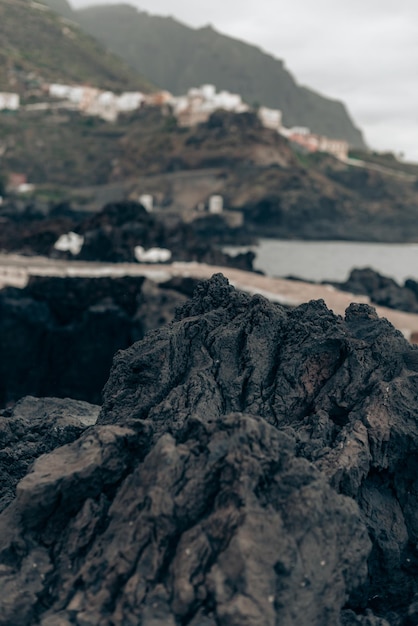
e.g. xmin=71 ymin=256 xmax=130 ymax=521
xmin=0 ymin=199 xmax=255 ymax=271
xmin=2 ymin=195 xmax=418 ymax=624
xmin=1 ymin=274 xmax=418 ymax=624
xmin=332 ymin=267 xmax=418 ymax=315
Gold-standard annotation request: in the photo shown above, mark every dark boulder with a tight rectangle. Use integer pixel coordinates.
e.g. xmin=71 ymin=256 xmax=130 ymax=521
xmin=0 ymin=396 xmax=99 ymax=514
xmin=334 ymin=267 xmax=418 ymax=314
xmin=0 ymin=275 xmax=187 ymax=407
xmin=2 ymin=275 xmax=418 ymax=624
xmin=76 ymin=201 xmax=255 ymax=270
xmin=0 ymin=199 xmax=254 ymax=271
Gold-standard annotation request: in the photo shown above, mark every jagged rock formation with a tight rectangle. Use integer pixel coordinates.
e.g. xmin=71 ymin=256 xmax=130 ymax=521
xmin=2 ymin=274 xmax=418 ymax=624
xmin=0 ymin=396 xmax=99 ymax=514
xmin=334 ymin=267 xmax=418 ymax=314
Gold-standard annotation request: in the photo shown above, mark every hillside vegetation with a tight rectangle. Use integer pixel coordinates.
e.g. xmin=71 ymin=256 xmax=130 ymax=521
xmin=44 ymin=0 xmax=366 ymax=148
xmin=0 ymin=0 xmax=153 ymax=93
xmin=1 ymin=106 xmax=417 ymax=242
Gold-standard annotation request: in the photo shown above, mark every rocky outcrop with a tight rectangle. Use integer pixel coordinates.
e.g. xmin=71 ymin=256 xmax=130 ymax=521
xmin=1 ymin=274 xmax=418 ymax=624
xmin=76 ymin=201 xmax=255 ymax=270
xmin=0 ymin=202 xmax=80 ymax=257
xmin=334 ymin=267 xmax=418 ymax=314
xmin=0 ymin=275 xmax=187 ymax=407
xmin=0 ymin=200 xmax=254 ymax=271
xmin=0 ymin=396 xmax=99 ymax=514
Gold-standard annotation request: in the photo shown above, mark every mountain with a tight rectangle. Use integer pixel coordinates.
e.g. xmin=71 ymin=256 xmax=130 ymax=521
xmin=63 ymin=2 xmax=366 ymax=148
xmin=42 ymin=0 xmax=75 ymax=20
xmin=0 ymin=0 xmax=153 ymax=94
xmin=1 ymin=105 xmax=417 ymax=243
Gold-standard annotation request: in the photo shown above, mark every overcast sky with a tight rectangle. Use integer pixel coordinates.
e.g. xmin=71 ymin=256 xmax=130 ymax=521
xmin=71 ymin=0 xmax=418 ymax=162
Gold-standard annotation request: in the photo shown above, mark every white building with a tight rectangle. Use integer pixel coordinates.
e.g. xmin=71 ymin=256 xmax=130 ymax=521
xmin=49 ymin=84 xmax=87 ymax=104
xmin=208 ymin=195 xmax=223 ymax=214
xmin=317 ymin=136 xmax=349 ymax=161
xmin=200 ymin=84 xmax=216 ymax=100
xmin=117 ymin=92 xmax=145 ymax=112
xmin=258 ymin=106 xmax=282 ymax=131
xmin=171 ymin=85 xmax=249 ymax=127
xmin=282 ymin=125 xmax=349 ymax=161
xmin=48 ymin=84 xmax=71 ymax=99
xmin=280 ymin=126 xmax=311 ymax=138
xmin=0 ymin=93 xmax=20 ymax=111
xmin=48 ymin=84 xmax=144 ymax=122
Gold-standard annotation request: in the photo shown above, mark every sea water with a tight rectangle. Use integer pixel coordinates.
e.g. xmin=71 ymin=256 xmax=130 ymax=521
xmin=225 ymin=239 xmax=418 ymax=284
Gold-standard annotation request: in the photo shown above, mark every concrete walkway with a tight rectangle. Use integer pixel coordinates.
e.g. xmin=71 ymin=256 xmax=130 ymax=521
xmin=1 ymin=254 xmax=418 ymax=341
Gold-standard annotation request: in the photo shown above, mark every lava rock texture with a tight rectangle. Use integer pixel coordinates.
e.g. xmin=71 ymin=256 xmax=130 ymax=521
xmin=0 ymin=275 xmax=187 ymax=406
xmin=334 ymin=267 xmax=418 ymax=314
xmin=1 ymin=274 xmax=418 ymax=625
xmin=0 ymin=396 xmax=99 ymax=514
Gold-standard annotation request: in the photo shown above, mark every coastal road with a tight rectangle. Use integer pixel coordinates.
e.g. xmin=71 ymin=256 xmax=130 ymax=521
xmin=1 ymin=253 xmax=418 ymax=341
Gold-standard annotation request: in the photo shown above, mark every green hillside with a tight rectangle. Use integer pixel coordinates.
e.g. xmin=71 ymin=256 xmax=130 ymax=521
xmin=69 ymin=3 xmax=365 ymax=148
xmin=0 ymin=0 xmax=153 ymax=94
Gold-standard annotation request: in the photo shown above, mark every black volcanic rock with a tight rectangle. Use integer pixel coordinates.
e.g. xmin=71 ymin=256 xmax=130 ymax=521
xmin=0 ymin=396 xmax=99 ymax=514
xmin=2 ymin=275 xmax=418 ymax=624
xmin=0 ymin=200 xmax=254 ymax=271
xmin=334 ymin=267 xmax=418 ymax=314
xmin=0 ymin=201 xmax=80 ymax=256
xmin=0 ymin=275 xmax=187 ymax=407
xmin=76 ymin=201 xmax=254 ymax=270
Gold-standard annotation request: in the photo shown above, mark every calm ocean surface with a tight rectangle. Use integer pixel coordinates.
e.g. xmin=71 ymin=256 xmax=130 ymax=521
xmin=226 ymin=239 xmax=418 ymax=284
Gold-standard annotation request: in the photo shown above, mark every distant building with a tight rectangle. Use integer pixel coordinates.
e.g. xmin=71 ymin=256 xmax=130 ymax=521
xmin=85 ymin=91 xmax=118 ymax=123
xmin=144 ymin=91 xmax=173 ymax=107
xmin=48 ymin=84 xmax=145 ymax=122
xmin=280 ymin=126 xmax=311 ymax=139
xmin=258 ymin=106 xmax=282 ymax=131
xmin=117 ymin=92 xmax=145 ymax=112
xmin=0 ymin=93 xmax=20 ymax=111
xmin=288 ymin=131 xmax=320 ymax=153
xmin=171 ymin=84 xmax=249 ymax=128
xmin=283 ymin=126 xmax=349 ymax=161
xmin=208 ymin=195 xmax=223 ymax=214
xmin=78 ymin=86 xmax=101 ymax=110
xmin=17 ymin=183 xmax=35 ymax=194
xmin=48 ymin=84 xmax=71 ymax=100
xmin=49 ymin=84 xmax=86 ymax=103
xmin=317 ymin=136 xmax=349 ymax=161
xmin=7 ymin=173 xmax=35 ymax=194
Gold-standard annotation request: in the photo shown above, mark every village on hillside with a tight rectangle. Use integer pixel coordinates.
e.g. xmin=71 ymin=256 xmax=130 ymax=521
xmin=0 ymin=81 xmax=350 ymax=163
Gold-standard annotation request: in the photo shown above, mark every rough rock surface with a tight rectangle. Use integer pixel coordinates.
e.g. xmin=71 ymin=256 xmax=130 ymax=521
xmin=2 ymin=274 xmax=418 ymax=624
xmin=0 ymin=396 xmax=99 ymax=514
xmin=334 ymin=267 xmax=418 ymax=314
xmin=0 ymin=275 xmax=187 ymax=407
